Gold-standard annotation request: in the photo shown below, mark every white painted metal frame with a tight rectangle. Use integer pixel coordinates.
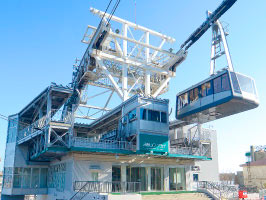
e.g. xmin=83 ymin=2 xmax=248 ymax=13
xmin=210 ymin=18 xmax=234 ymax=75
xmin=82 ymin=7 xmax=180 ymax=99
xmin=73 ymin=7 xmax=183 ymax=122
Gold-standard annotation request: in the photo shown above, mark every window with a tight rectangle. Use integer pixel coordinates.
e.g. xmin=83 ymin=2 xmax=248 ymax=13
xmin=40 ymin=168 xmax=48 ymax=188
xmin=182 ymin=93 xmax=188 ymax=107
xmin=237 ymin=73 xmax=255 ymax=94
xmin=140 ymin=108 xmax=147 ymax=120
xmin=194 ymin=88 xmax=199 ymax=101
xmin=161 ymin=112 xmax=167 ymax=123
xmin=214 ymin=76 xmax=222 ymax=94
xmin=91 ymin=172 xmax=99 ymax=181
xmin=148 ymin=110 xmax=152 ymax=121
xmin=31 ymin=168 xmax=40 ymax=188
xmin=193 ymin=174 xmax=199 ymax=182
xmin=189 ymin=90 xmax=194 ymax=102
xmin=230 ymin=72 xmax=241 ymax=93
xmin=201 ymin=84 xmax=206 ymax=97
xmin=189 ymin=88 xmax=199 ymax=103
xmin=206 ymin=81 xmax=213 ymax=96
xmin=48 ymin=163 xmax=66 ymax=191
xmin=3 ymin=167 xmax=13 ymax=189
xmin=221 ymin=73 xmax=230 ymax=91
xmin=152 ymin=110 xmax=160 ymax=122
xmin=128 ymin=109 xmax=136 ymax=121
xmin=148 ymin=110 xmax=160 ymax=122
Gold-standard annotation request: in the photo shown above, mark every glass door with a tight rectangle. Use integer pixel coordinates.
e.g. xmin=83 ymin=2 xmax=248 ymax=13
xmin=169 ymin=168 xmax=186 ymax=190
xmin=151 ymin=167 xmax=162 ymax=191
xmin=126 ymin=166 xmax=147 ymax=191
xmin=112 ymin=166 xmax=121 ymax=192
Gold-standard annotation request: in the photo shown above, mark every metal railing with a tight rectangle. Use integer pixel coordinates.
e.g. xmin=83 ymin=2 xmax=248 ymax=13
xmin=72 ymin=137 xmax=135 ymax=151
xmin=170 ymin=146 xmax=202 ymax=156
xmin=197 ymin=181 xmax=238 ymax=200
xmin=50 ymin=109 xmax=72 ymax=124
xmin=17 ymin=115 xmax=47 ymax=141
xmin=17 ymin=109 xmax=73 ymax=142
xmin=73 ymin=181 xmax=141 ymax=194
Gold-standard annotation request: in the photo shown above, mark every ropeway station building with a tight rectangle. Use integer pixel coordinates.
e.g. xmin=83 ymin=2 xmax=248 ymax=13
xmin=1 ymin=85 xmax=218 ymax=200
xmin=1 ymin=0 xmax=258 ymax=199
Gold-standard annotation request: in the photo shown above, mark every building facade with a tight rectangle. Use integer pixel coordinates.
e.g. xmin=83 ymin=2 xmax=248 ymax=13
xmin=241 ymin=145 xmax=266 ymax=189
xmin=1 ymin=84 xmax=219 ymax=200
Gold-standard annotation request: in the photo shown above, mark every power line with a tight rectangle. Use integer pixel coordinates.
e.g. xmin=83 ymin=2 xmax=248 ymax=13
xmin=106 ymin=0 xmax=121 ymax=25
xmin=0 ymin=114 xmax=8 ymax=121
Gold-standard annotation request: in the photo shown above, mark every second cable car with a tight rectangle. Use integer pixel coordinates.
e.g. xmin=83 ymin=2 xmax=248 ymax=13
xmin=176 ymin=69 xmax=259 ymax=124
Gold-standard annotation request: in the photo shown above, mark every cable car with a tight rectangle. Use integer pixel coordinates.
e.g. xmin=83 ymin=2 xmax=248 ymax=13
xmin=176 ymin=69 xmax=259 ymax=124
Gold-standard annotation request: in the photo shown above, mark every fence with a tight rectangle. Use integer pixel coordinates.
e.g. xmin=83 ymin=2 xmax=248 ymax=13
xmin=73 ymin=181 xmax=141 ymax=194
xmin=72 ymin=137 xmax=135 ymax=151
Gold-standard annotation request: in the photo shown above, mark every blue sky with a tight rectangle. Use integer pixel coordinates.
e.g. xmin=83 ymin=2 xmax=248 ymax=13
xmin=0 ymin=0 xmax=265 ymax=172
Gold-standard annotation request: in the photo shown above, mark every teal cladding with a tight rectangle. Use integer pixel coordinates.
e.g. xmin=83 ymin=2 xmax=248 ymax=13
xmin=139 ymin=133 xmax=169 ymax=153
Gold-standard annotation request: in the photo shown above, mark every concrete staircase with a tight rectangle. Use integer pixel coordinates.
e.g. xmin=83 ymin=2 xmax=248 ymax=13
xmin=142 ymin=192 xmax=213 ymax=200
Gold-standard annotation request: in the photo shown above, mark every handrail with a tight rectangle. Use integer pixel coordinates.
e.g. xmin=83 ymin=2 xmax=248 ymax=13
xmin=70 ymin=181 xmax=90 ymax=200
xmin=72 ymin=137 xmax=135 ymax=151
xmin=197 ymin=181 xmax=238 ymax=199
xmin=17 ymin=109 xmax=73 ymax=142
xmin=73 ymin=181 xmax=141 ymax=194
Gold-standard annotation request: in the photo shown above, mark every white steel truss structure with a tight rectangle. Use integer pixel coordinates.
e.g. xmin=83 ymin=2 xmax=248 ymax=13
xmin=71 ymin=7 xmax=187 ymax=122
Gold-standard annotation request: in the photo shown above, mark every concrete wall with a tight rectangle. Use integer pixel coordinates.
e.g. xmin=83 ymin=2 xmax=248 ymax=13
xmin=243 ymin=165 xmax=266 ymax=189
xmin=195 ymin=130 xmax=219 ymax=182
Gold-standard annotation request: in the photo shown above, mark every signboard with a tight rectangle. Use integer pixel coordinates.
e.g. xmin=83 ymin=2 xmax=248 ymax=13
xmin=139 ymin=133 xmax=169 ymax=153
xmin=238 ymin=190 xmax=248 ymax=199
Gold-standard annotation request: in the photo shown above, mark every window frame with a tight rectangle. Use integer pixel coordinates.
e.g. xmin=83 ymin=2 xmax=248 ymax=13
xmin=160 ymin=112 xmax=167 ymax=123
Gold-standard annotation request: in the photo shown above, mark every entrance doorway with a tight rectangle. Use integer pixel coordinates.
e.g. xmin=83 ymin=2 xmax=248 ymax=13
xmin=151 ymin=167 xmax=163 ymax=191
xmin=126 ymin=166 xmax=147 ymax=191
xmin=112 ymin=166 xmax=121 ymax=192
xmin=169 ymin=168 xmax=186 ymax=190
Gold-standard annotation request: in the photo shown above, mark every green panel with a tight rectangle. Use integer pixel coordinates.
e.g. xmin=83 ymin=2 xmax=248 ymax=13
xmin=139 ymin=133 xmax=169 ymax=153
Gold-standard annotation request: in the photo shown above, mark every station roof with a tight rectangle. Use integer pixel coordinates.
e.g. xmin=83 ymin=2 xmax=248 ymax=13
xmin=18 ymin=83 xmax=72 ymax=123
xmin=240 ymin=159 xmax=266 ymax=167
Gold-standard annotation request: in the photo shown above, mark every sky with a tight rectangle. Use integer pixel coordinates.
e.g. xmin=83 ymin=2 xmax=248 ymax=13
xmin=0 ymin=0 xmax=266 ymax=173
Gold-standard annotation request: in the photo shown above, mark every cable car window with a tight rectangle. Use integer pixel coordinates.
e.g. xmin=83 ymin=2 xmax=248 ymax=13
xmin=194 ymin=88 xmax=199 ymax=101
xmin=206 ymin=81 xmax=213 ymax=96
xmin=189 ymin=90 xmax=194 ymax=103
xmin=161 ymin=112 xmax=167 ymax=123
xmin=230 ymin=72 xmax=241 ymax=93
xmin=179 ymin=93 xmax=188 ymax=109
xmin=236 ymin=74 xmax=255 ymax=94
xmin=177 ymin=96 xmax=181 ymax=110
xmin=183 ymin=93 xmax=188 ymax=106
xmin=252 ymin=80 xmax=257 ymax=96
xmin=221 ymin=73 xmax=230 ymax=91
xmin=140 ymin=108 xmax=147 ymax=120
xmin=201 ymin=84 xmax=206 ymax=97
xmin=214 ymin=76 xmax=222 ymax=94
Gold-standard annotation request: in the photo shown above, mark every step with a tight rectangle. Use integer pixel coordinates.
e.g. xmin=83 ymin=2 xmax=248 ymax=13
xmin=142 ymin=193 xmax=212 ymax=200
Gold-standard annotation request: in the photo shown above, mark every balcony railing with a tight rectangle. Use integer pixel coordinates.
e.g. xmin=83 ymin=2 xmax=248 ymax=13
xmin=170 ymin=146 xmax=204 ymax=157
xmin=17 ymin=115 xmax=47 ymax=141
xmin=73 ymin=181 xmax=141 ymax=194
xmin=72 ymin=137 xmax=135 ymax=151
xmin=17 ymin=109 xmax=72 ymax=142
xmin=50 ymin=109 xmax=72 ymax=124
